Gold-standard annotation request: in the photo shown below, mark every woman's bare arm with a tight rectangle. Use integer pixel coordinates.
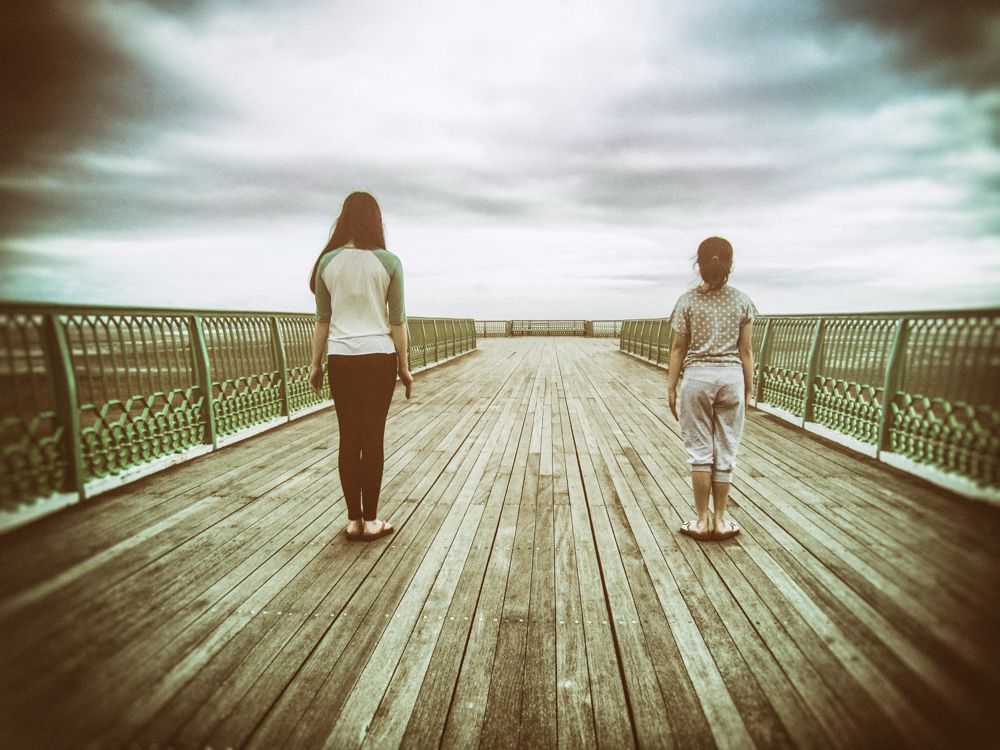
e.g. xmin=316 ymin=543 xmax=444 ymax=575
xmin=391 ymin=323 xmax=413 ymax=399
xmin=309 ymin=321 xmax=330 ymax=397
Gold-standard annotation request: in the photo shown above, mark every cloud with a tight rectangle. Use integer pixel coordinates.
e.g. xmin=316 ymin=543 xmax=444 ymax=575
xmin=827 ymin=0 xmax=1000 ymax=92
xmin=0 ymin=1 xmax=208 ymax=176
xmin=0 ymin=0 xmax=997 ymax=316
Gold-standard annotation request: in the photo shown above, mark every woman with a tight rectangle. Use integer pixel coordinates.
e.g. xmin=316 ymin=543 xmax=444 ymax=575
xmin=308 ymin=191 xmax=413 ymax=541
xmin=667 ymin=236 xmax=758 ymax=542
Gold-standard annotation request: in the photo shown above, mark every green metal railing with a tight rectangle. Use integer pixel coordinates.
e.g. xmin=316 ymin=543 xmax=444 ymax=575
xmin=474 ymin=320 xmax=622 ymax=337
xmin=620 ymin=310 xmax=1000 ymax=491
xmin=0 ymin=302 xmax=475 ymax=513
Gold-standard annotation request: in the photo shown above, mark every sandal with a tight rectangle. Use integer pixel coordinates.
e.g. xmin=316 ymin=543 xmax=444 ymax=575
xmin=679 ymin=520 xmax=713 ymax=542
xmin=361 ymin=520 xmax=394 ymax=541
xmin=345 ymin=520 xmax=365 ymax=542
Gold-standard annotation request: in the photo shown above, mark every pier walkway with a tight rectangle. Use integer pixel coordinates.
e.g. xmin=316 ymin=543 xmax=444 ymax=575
xmin=1 ymin=339 xmax=997 ymax=749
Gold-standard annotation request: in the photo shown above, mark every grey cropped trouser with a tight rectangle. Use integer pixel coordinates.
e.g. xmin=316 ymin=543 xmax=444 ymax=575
xmin=678 ymin=366 xmax=746 ymax=482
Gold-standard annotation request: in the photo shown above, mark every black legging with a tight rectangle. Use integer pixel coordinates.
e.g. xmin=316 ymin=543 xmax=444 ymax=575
xmin=327 ymin=352 xmax=398 ymax=521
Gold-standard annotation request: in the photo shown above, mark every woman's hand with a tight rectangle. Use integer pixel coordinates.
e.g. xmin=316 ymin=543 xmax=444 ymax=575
xmin=309 ymin=363 xmax=325 ymax=398
xmin=398 ymin=367 xmax=414 ymax=399
xmin=668 ymin=385 xmax=679 ymax=420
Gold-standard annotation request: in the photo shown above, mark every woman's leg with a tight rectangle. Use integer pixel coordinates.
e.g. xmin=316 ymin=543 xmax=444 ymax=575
xmin=328 ymin=355 xmax=364 ymax=522
xmin=358 ymin=353 xmax=398 ymax=523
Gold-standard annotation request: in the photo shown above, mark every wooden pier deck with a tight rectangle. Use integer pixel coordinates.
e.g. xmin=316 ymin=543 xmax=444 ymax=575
xmin=1 ymin=339 xmax=998 ymax=749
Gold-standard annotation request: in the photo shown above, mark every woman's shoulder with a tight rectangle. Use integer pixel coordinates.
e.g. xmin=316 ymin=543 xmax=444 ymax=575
xmin=371 ymin=248 xmax=401 ymax=262
xmin=370 ymin=248 xmax=403 ymax=276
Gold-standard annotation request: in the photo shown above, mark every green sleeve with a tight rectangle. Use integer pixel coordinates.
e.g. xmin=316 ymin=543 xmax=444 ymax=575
xmin=376 ymin=250 xmax=407 ymax=325
xmin=314 ymin=254 xmax=333 ymax=323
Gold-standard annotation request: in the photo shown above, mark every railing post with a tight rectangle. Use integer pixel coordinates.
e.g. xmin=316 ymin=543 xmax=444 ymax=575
xmin=802 ymin=319 xmax=825 ymax=424
xmin=877 ymin=318 xmax=909 ymax=458
xmin=269 ymin=316 xmax=290 ymax=418
xmin=653 ymin=320 xmax=663 ymax=364
xmin=189 ymin=315 xmax=218 ymax=449
xmin=42 ymin=313 xmax=85 ymax=499
xmin=753 ymin=319 xmax=772 ymax=406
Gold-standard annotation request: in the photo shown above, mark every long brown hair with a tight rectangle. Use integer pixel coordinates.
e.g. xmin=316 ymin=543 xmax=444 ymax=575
xmin=308 ymin=191 xmax=387 ymax=292
xmin=694 ymin=236 xmax=733 ymax=291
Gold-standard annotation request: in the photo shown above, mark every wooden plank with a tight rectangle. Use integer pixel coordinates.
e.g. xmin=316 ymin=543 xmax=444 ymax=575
xmin=372 ymin=365 xmax=534 ymax=748
xmin=572 ymin=352 xmax=756 ymax=749
xmin=552 ymin=355 xmax=633 ymax=750
xmin=434 ymin=358 xmax=538 ymax=749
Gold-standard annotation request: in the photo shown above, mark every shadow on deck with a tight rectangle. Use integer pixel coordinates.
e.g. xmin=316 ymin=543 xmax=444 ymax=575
xmin=1 ymin=339 xmax=998 ymax=749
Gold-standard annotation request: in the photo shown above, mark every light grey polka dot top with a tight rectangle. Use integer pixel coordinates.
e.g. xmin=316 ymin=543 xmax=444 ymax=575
xmin=669 ymin=284 xmax=758 ymax=371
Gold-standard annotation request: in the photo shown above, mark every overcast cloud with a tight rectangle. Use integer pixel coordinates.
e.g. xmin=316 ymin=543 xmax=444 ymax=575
xmin=1 ymin=0 xmax=998 ymax=318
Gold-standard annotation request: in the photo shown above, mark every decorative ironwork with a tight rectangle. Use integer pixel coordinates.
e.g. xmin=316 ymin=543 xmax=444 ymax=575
xmin=0 ymin=302 xmax=475 ymax=513
xmin=620 ymin=309 xmax=999 ymax=489
xmin=62 ymin=313 xmax=203 ymax=482
xmin=0 ymin=313 xmax=64 ymax=509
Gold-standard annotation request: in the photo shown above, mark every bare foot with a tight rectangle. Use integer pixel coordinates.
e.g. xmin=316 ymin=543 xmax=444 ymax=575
xmin=345 ymin=518 xmax=363 ymax=536
xmin=362 ymin=519 xmax=394 ymax=538
xmin=712 ymin=518 xmax=740 ymax=540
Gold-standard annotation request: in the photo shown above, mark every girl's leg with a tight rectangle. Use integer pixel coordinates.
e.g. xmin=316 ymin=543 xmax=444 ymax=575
xmin=679 ymin=372 xmax=718 ymax=535
xmin=711 ymin=374 xmax=746 ymax=532
xmin=358 ymin=353 xmax=398 ymax=525
xmin=328 ymin=355 xmax=364 ymax=523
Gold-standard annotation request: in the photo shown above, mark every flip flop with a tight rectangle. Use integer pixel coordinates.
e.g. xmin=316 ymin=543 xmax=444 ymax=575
xmin=679 ymin=520 xmax=713 ymax=542
xmin=345 ymin=522 xmax=365 ymax=542
xmin=360 ymin=520 xmax=395 ymax=541
xmin=712 ymin=521 xmax=741 ymax=541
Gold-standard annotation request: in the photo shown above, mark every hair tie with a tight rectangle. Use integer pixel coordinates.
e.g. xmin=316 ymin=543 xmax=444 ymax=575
xmin=711 ymin=255 xmax=720 ymax=262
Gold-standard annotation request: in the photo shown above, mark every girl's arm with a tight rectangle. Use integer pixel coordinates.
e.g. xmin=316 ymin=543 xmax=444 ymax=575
xmin=309 ymin=321 xmax=330 ymax=397
xmin=738 ymin=320 xmax=754 ymax=401
xmin=667 ymin=331 xmax=688 ymax=420
xmin=391 ymin=323 xmax=413 ymax=399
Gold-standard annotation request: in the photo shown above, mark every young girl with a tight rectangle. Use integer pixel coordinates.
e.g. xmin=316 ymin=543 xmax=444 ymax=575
xmin=667 ymin=236 xmax=758 ymax=541
xmin=308 ymin=192 xmax=413 ymax=541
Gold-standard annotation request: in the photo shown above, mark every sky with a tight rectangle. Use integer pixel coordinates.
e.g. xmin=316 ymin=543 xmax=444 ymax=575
xmin=1 ymin=0 xmax=998 ymax=319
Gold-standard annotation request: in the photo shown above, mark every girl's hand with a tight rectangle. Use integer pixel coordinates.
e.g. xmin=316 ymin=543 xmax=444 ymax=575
xmin=309 ymin=363 xmax=325 ymax=397
xmin=399 ymin=367 xmax=414 ymax=399
xmin=668 ymin=386 xmax=678 ymax=420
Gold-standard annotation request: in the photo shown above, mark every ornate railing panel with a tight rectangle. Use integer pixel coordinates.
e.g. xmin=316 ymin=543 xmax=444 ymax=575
xmin=811 ymin=317 xmax=896 ymax=444
xmin=61 ymin=312 xmax=204 ymax=483
xmin=202 ymin=315 xmax=283 ymax=438
xmin=620 ymin=308 xmax=999 ymax=494
xmin=889 ymin=313 xmax=999 ymax=484
xmin=0 ymin=312 xmax=65 ymax=507
xmin=0 ymin=302 xmax=475 ymax=517
xmin=760 ymin=317 xmax=815 ymax=418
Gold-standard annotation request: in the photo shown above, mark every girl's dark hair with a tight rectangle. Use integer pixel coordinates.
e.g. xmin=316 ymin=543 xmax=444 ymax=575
xmin=308 ymin=191 xmax=386 ymax=292
xmin=694 ymin=236 xmax=733 ymax=291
